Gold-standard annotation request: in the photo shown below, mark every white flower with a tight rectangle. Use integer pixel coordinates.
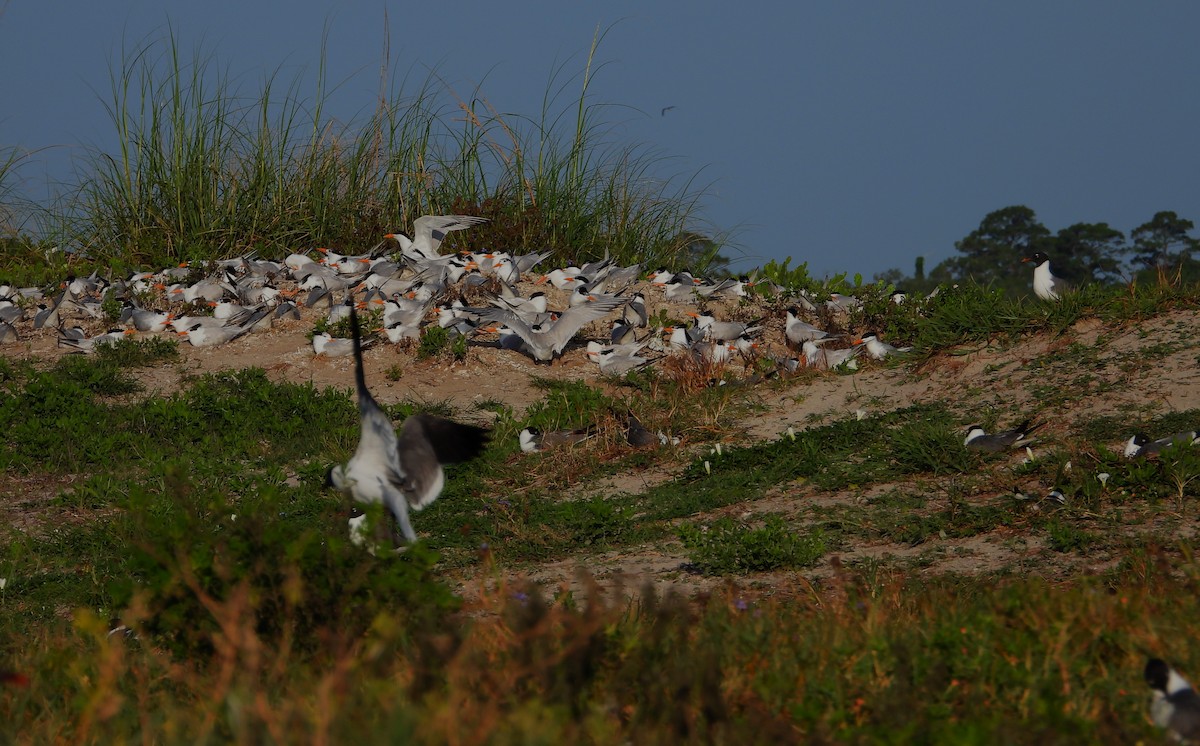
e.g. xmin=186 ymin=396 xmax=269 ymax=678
xmin=0 ymin=577 xmax=7 ymax=590
xmin=1097 ymin=472 xmax=1111 ymax=487
xmin=704 ymin=460 xmax=712 ymax=475
xmin=786 ymin=427 xmax=796 ymax=441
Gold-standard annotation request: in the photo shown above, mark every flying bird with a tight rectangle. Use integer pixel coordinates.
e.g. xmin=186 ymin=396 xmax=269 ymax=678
xmin=326 ymin=302 xmax=490 ymax=546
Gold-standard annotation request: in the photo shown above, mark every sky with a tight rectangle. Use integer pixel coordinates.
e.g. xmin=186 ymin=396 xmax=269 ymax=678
xmin=2 ymin=2 xmax=1199 ymax=278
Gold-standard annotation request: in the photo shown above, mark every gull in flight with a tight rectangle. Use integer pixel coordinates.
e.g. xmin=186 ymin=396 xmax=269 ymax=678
xmin=327 ymin=302 xmax=489 ymax=546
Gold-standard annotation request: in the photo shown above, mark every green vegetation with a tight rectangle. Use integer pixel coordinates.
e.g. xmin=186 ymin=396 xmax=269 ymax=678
xmin=6 ymin=23 xmax=1200 ymax=745
xmin=0 ymin=31 xmax=717 ymax=279
xmin=3 ymin=285 xmax=1200 ymax=741
xmin=679 ymin=515 xmax=826 ymax=574
xmin=878 ymin=205 xmax=1200 ymax=297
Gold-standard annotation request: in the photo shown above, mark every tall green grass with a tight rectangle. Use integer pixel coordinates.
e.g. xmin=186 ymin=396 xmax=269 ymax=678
xmin=68 ymin=30 xmax=714 ymax=270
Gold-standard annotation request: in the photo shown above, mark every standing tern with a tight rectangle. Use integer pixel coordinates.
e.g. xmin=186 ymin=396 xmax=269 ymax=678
xmin=784 ymin=307 xmax=830 ymax=346
xmin=622 ymin=292 xmax=648 ymax=328
xmin=689 ymin=312 xmax=763 ymax=342
xmin=327 ymin=302 xmax=490 ymax=546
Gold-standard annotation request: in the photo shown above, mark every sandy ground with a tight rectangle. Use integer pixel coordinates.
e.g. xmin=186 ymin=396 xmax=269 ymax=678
xmin=5 ymin=284 xmax=1200 ymax=602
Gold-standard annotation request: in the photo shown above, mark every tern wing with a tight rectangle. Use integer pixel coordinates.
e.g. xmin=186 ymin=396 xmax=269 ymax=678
xmin=413 ymin=214 xmax=489 ymax=246
xmin=397 ymin=414 xmax=490 ymax=510
xmin=539 ymin=297 xmax=626 ymax=355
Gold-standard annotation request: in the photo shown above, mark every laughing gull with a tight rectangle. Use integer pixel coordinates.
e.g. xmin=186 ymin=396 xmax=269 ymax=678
xmin=1146 ymin=658 xmax=1200 ymax=742
xmin=327 ymin=303 xmax=489 ymax=547
xmin=1124 ymin=431 xmax=1199 ymax=458
xmin=519 ymin=426 xmax=595 ymax=452
xmin=1021 ymin=251 xmax=1072 ymax=301
xmin=622 ymin=411 xmax=658 ymax=447
xmin=964 ymin=419 xmax=1045 ymax=452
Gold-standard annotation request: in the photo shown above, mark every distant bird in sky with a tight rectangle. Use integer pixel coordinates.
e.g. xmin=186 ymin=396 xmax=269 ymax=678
xmin=1021 ymin=251 xmax=1073 ymax=301
xmin=660 ymin=105 xmax=676 ymax=116
xmin=1146 ymin=658 xmax=1200 ymax=742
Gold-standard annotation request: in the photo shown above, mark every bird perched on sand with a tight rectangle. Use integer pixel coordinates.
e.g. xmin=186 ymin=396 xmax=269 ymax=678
xmin=784 ymin=307 xmax=830 ymax=347
xmin=58 ymin=327 xmax=133 ymax=353
xmin=312 ymin=332 xmax=355 ymax=357
xmin=1146 ymin=658 xmax=1200 ymax=742
xmin=853 ymin=333 xmax=912 ymax=360
xmin=963 ymin=419 xmax=1044 ymax=452
xmin=519 ymin=426 xmax=595 ymax=453
xmin=327 ymin=303 xmax=490 ymax=547
xmin=1021 ymin=251 xmax=1073 ymax=301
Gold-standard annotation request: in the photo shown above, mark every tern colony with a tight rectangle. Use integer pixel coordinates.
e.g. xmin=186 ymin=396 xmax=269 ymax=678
xmin=2 ymin=221 xmax=1194 ymax=535
xmin=1 ymin=213 xmax=919 ymax=376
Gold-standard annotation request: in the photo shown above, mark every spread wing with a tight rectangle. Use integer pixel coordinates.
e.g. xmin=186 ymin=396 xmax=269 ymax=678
xmin=413 ymin=214 xmax=489 ymax=248
xmin=397 ymin=414 xmax=490 ymax=510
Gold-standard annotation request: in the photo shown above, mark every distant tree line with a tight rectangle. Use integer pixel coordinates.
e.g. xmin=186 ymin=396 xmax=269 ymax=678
xmin=875 ymin=206 xmax=1200 ymax=297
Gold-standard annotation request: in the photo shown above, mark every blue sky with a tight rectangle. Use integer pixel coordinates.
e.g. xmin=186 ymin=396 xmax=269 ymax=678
xmin=2 ymin=2 xmax=1198 ymax=277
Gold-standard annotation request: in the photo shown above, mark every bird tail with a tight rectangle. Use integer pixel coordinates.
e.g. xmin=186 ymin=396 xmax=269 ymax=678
xmin=1018 ymin=419 xmax=1046 ymax=438
xmin=348 ymin=298 xmax=370 ymax=406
